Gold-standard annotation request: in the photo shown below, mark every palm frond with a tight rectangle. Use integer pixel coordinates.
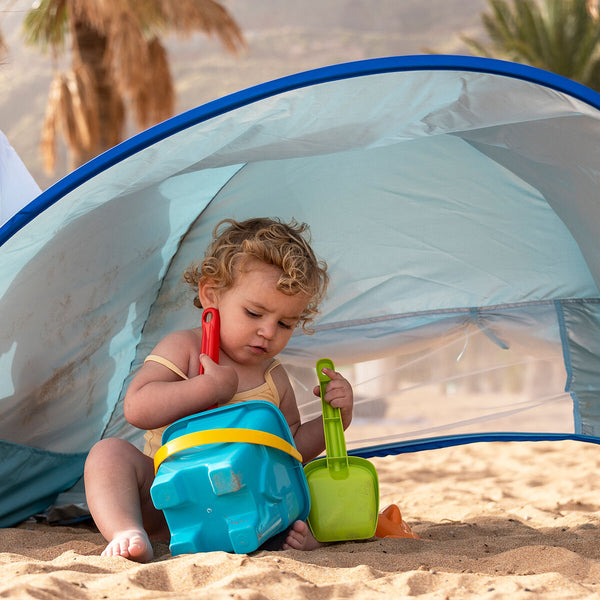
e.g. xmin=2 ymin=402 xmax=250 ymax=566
xmin=459 ymin=34 xmax=494 ymax=58
xmin=155 ymin=0 xmax=245 ymax=53
xmin=71 ymin=61 xmax=101 ymax=150
xmin=106 ymin=8 xmax=150 ymax=97
xmin=40 ymin=67 xmax=101 ymax=173
xmin=0 ymin=28 xmax=7 ymax=62
xmin=457 ymin=0 xmax=600 ymax=92
xmin=40 ymin=72 xmax=62 ymax=173
xmin=568 ymin=1 xmax=600 ymax=80
xmin=133 ymin=37 xmax=174 ymax=129
xmin=513 ymin=0 xmax=547 ymax=65
xmin=485 ymin=0 xmax=517 ymax=47
xmin=23 ymin=0 xmax=69 ymax=53
xmin=544 ymin=0 xmax=562 ymax=65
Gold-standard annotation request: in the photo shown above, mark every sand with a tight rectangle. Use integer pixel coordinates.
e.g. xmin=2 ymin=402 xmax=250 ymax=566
xmin=2 ymin=439 xmax=600 ymax=599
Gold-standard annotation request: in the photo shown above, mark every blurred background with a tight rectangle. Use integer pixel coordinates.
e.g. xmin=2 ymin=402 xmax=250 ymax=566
xmin=1 ymin=0 xmax=486 ymax=189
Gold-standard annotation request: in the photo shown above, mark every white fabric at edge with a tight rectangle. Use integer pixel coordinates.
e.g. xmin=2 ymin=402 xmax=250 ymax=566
xmin=0 ymin=130 xmax=41 ymax=227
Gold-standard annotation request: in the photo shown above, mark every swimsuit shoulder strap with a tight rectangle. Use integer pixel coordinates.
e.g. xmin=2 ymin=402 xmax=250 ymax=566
xmin=144 ymin=354 xmax=189 ymax=380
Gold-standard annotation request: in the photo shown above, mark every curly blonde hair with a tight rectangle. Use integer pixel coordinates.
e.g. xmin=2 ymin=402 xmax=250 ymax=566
xmin=183 ymin=217 xmax=329 ymax=331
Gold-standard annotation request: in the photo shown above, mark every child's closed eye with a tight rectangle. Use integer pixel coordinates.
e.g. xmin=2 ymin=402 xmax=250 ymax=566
xmin=245 ymin=308 xmax=294 ymax=329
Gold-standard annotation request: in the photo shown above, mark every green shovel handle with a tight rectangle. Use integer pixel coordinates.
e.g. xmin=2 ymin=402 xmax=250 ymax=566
xmin=317 ymin=358 xmax=349 ymax=474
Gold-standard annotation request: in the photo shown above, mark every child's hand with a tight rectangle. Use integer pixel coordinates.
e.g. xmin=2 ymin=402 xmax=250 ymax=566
xmin=313 ymin=367 xmax=354 ymax=429
xmin=198 ymin=354 xmax=238 ymax=405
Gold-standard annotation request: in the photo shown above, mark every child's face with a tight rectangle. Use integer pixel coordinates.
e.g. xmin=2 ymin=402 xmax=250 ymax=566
xmin=204 ymin=259 xmax=310 ymax=366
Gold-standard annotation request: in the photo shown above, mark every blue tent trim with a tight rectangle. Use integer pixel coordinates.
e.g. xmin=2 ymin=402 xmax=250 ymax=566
xmin=350 ymin=432 xmax=600 ymax=460
xmin=3 ymin=54 xmax=600 ymax=246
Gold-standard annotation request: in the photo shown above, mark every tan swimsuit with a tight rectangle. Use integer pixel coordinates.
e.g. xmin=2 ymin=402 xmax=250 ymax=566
xmin=142 ymin=355 xmax=282 ymax=458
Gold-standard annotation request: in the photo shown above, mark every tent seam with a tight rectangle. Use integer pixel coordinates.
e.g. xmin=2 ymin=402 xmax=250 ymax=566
xmin=302 ymin=297 xmax=600 ymax=335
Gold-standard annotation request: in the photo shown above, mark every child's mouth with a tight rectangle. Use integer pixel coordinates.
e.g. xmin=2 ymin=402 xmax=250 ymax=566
xmin=249 ymin=345 xmax=267 ymax=354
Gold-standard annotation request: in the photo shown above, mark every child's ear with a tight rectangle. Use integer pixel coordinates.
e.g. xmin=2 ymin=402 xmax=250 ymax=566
xmin=198 ymin=280 xmax=219 ymax=308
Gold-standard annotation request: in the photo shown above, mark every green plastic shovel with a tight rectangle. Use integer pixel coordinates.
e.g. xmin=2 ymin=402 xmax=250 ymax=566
xmin=304 ymin=358 xmax=379 ymax=542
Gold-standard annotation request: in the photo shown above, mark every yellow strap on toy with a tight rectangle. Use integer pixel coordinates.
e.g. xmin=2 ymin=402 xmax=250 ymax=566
xmin=154 ymin=428 xmax=303 ymax=474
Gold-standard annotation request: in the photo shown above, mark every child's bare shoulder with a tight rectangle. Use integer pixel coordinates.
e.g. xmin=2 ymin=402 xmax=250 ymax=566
xmin=154 ymin=328 xmax=202 ymax=353
xmin=269 ymin=361 xmax=294 ymax=394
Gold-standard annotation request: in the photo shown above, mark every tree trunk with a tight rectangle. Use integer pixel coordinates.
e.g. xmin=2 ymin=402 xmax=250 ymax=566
xmin=71 ymin=19 xmax=125 ymax=168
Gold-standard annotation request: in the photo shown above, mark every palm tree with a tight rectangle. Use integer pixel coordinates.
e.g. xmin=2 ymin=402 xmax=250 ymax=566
xmin=461 ymin=0 xmax=600 ymax=91
xmin=23 ymin=0 xmax=245 ymax=173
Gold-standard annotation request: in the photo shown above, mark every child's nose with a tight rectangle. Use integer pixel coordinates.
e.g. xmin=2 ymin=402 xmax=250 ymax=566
xmin=258 ymin=321 xmax=276 ymax=340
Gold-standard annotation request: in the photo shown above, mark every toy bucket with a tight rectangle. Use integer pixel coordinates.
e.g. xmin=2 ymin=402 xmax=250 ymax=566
xmin=151 ymin=400 xmax=310 ymax=555
xmin=304 ymin=359 xmax=379 ymax=542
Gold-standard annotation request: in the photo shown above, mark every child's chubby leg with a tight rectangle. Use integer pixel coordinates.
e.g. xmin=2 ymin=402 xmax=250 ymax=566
xmin=84 ymin=437 xmax=168 ymax=562
xmin=282 ymin=520 xmax=324 ymax=551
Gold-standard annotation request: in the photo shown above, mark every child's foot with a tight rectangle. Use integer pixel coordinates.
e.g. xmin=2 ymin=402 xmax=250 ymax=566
xmin=101 ymin=529 xmax=154 ymax=562
xmin=282 ymin=520 xmax=323 ymax=551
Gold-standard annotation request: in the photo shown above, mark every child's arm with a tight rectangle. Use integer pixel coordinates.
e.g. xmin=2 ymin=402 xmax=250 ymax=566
xmin=277 ymin=366 xmax=353 ymax=464
xmin=123 ymin=329 xmax=238 ymax=430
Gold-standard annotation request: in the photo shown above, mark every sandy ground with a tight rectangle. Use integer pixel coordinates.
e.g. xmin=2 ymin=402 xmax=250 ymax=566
xmin=2 ymin=437 xmax=600 ymax=599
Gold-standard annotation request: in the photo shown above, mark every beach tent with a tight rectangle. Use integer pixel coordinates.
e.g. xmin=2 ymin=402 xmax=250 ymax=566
xmin=2 ymin=55 xmax=600 ymax=528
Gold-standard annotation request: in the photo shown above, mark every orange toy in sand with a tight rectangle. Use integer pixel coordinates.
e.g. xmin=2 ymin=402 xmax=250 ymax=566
xmin=375 ymin=504 xmax=419 ymax=539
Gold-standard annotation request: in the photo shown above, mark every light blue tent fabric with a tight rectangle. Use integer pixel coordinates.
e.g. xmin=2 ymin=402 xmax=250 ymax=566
xmin=2 ymin=55 xmax=600 ymax=526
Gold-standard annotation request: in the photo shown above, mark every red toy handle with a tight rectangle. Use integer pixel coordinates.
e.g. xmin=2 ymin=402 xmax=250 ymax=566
xmin=199 ymin=307 xmax=220 ymax=372
xmin=200 ymin=308 xmax=220 ymax=410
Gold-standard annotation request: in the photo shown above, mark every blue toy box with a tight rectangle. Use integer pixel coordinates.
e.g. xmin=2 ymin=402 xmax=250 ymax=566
xmin=150 ymin=401 xmax=310 ymax=555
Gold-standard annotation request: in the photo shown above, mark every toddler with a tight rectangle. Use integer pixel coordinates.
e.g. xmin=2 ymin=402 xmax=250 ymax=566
xmin=84 ymin=217 xmax=353 ymax=561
